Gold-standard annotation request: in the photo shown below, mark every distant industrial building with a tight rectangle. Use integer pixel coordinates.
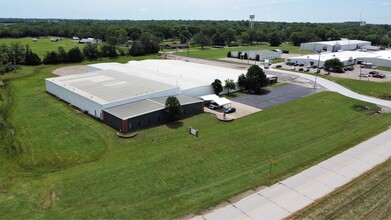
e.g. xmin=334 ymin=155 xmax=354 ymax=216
xmin=230 ymin=50 xmax=282 ymax=60
xmin=300 ymin=39 xmax=371 ymax=52
xmin=286 ymin=50 xmax=391 ymax=68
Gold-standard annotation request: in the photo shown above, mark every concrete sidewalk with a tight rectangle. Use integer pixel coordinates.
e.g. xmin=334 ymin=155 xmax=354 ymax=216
xmin=192 ymin=128 xmax=391 ymax=220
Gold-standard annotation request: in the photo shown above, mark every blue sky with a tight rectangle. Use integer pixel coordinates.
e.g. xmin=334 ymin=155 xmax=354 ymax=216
xmin=1 ymin=0 xmax=390 ymax=24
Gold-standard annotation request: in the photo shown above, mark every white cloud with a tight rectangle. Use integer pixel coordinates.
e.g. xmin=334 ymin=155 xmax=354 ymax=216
xmin=139 ymin=8 xmax=148 ymax=12
xmin=382 ymin=2 xmax=389 ymax=5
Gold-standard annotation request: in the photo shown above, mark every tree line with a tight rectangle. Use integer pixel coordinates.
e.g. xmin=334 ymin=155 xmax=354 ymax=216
xmin=1 ymin=19 xmax=390 ymax=48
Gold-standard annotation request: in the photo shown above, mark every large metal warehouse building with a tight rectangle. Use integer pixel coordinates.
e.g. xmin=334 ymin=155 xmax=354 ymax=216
xmin=88 ymin=60 xmax=245 ymax=97
xmin=300 ymin=39 xmax=371 ymax=52
xmin=46 ymin=69 xmax=203 ymax=132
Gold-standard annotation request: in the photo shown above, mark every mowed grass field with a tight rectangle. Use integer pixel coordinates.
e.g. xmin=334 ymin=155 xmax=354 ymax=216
xmin=176 ymin=43 xmax=312 ymax=60
xmin=289 ymin=158 xmax=391 ymax=219
xmin=1 ymin=63 xmax=391 ymax=218
xmin=0 ymin=37 xmax=84 ymax=59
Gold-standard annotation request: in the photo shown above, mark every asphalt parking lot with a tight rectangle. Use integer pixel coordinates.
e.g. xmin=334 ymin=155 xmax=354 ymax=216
xmin=276 ymin=63 xmax=391 ymax=82
xmin=231 ymin=83 xmax=319 ymax=109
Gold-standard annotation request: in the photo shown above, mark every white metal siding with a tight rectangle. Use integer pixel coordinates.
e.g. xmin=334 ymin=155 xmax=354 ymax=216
xmin=46 ymin=80 xmax=103 ymax=118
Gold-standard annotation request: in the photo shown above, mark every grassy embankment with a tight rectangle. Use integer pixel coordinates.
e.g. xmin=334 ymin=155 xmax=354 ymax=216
xmin=1 ymin=59 xmax=391 ymax=218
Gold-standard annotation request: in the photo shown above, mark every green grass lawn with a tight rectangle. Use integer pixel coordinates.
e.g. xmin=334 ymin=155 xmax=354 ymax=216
xmin=376 ymin=66 xmax=391 ymax=72
xmin=0 ymin=37 xmax=85 ymax=59
xmin=289 ymin=158 xmax=391 ymax=219
xmin=1 ymin=63 xmax=391 ymax=219
xmin=176 ymin=43 xmax=311 ymax=60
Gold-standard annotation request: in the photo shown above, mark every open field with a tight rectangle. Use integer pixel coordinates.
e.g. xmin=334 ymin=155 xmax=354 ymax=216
xmin=176 ymin=43 xmax=312 ymax=60
xmin=1 ymin=60 xmax=391 ymax=218
xmin=289 ymin=158 xmax=391 ymax=219
xmin=0 ymin=37 xmax=84 ymax=59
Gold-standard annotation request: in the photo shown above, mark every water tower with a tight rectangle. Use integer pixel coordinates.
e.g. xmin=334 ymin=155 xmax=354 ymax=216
xmin=249 ymin=14 xmax=255 ymax=28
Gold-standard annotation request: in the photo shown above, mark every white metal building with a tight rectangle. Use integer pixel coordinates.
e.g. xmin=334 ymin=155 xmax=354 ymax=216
xmin=286 ymin=50 xmax=391 ymax=68
xmin=300 ymin=40 xmax=371 ymax=52
xmin=230 ymin=50 xmax=281 ymax=60
xmin=46 ymin=69 xmax=180 ymax=118
xmin=88 ymin=60 xmax=248 ymax=97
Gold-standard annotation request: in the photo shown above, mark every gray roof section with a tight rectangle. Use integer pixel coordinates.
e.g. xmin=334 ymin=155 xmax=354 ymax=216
xmin=104 ymin=99 xmax=164 ymax=120
xmin=150 ymin=95 xmax=203 ymax=106
xmin=104 ymin=95 xmax=202 ymax=120
xmin=46 ymin=70 xmax=179 ymax=105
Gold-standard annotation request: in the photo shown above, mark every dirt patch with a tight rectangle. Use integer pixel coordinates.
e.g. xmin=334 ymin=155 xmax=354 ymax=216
xmin=53 ymin=65 xmax=88 ymax=76
xmin=39 ymin=188 xmax=57 ymax=211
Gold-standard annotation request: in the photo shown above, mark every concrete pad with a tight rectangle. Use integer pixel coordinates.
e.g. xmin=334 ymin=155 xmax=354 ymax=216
xmin=325 ymin=153 xmax=356 ymax=166
xmin=203 ymin=204 xmax=245 ymax=220
xmin=345 ymin=158 xmax=375 ymax=174
xmin=300 ymin=165 xmax=331 ymax=180
xmin=234 ymin=193 xmax=290 ymax=220
xmin=318 ymin=160 xmax=361 ymax=179
xmin=355 ymin=151 xmax=388 ymax=165
xmin=280 ymin=173 xmax=337 ymax=199
xmin=312 ymin=166 xmax=351 ymax=189
xmin=259 ymin=184 xmax=313 ymax=213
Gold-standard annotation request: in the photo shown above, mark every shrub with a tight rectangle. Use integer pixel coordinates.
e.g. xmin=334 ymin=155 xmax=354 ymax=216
xmin=227 ymin=51 xmax=231 ymax=57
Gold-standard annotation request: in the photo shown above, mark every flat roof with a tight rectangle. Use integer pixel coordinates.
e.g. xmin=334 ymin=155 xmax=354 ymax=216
xmin=46 ymin=69 xmax=179 ymax=105
xmin=290 ymin=51 xmax=379 ymax=62
xmin=89 ymin=60 xmax=247 ymax=92
xmin=302 ymin=40 xmax=371 ymax=46
xmin=104 ymin=95 xmax=202 ymax=120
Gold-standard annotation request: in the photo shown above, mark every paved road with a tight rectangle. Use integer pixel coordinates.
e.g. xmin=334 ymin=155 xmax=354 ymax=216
xmin=268 ymin=68 xmax=391 ymax=108
xmin=192 ymin=128 xmax=391 ymax=220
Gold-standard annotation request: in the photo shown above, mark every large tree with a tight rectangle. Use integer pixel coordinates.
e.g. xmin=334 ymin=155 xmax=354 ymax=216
xmin=324 ymin=58 xmax=344 ymax=73
xmin=24 ymin=45 xmax=41 ymax=66
xmin=237 ymin=73 xmax=247 ymax=90
xmin=224 ymin=79 xmax=236 ymax=94
xmin=211 ymin=79 xmax=223 ymax=95
xmin=83 ymin=43 xmax=100 ymax=59
xmin=67 ymin=47 xmax=84 ymax=63
xmin=245 ymin=65 xmax=268 ymax=93
xmin=212 ymin=32 xmax=225 ymax=47
xmin=193 ymin=31 xmax=210 ymax=49
xmin=165 ymin=96 xmax=182 ymax=120
xmin=268 ymin=32 xmax=282 ymax=47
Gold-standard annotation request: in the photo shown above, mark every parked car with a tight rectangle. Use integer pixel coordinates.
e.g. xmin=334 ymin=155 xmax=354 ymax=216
xmin=275 ymin=65 xmax=282 ymax=68
xmin=304 ymin=69 xmax=310 ymax=72
xmin=299 ymin=64 xmax=304 ymax=67
xmin=298 ymin=68 xmax=304 ymax=71
xmin=209 ymin=103 xmax=221 ymax=109
xmin=359 ymin=73 xmax=370 ymax=78
xmin=372 ymin=73 xmax=386 ymax=78
xmin=369 ymin=70 xmax=380 ymax=75
xmin=290 ymin=67 xmax=296 ymax=70
xmin=294 ymin=63 xmax=299 ymax=66
xmin=224 ymin=107 xmax=236 ymax=113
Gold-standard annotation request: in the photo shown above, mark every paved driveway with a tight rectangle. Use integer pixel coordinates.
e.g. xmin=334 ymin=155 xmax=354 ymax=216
xmin=231 ymin=83 xmax=319 ymax=110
